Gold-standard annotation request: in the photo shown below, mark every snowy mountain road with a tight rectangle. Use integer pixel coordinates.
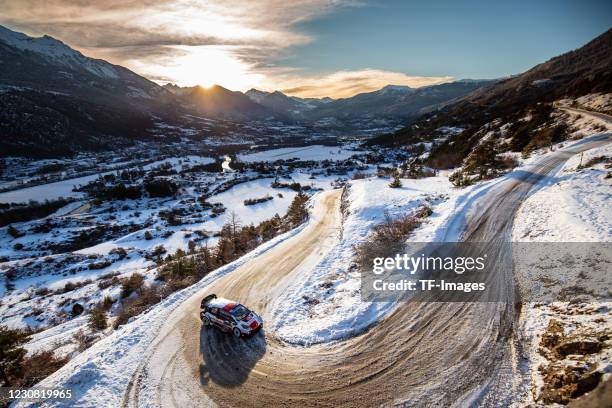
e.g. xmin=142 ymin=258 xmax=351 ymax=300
xmin=123 ymin=134 xmax=611 ymax=408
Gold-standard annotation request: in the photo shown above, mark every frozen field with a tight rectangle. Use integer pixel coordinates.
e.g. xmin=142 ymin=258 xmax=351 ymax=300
xmin=0 ymin=155 xmax=216 ymax=204
xmin=238 ymin=145 xmax=362 ymax=162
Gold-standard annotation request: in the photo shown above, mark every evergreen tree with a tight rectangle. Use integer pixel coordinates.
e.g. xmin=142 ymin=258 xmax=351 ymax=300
xmin=0 ymin=326 xmax=30 ymax=386
xmin=389 ymin=172 xmax=402 ymax=188
xmin=285 ymin=192 xmax=309 ymax=227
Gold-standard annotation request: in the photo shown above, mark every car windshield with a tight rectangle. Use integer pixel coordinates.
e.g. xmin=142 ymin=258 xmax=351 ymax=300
xmin=230 ymin=305 xmax=250 ymax=320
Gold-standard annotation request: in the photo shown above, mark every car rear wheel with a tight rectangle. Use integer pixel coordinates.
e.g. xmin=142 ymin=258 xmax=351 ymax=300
xmin=232 ymin=327 xmax=241 ymax=338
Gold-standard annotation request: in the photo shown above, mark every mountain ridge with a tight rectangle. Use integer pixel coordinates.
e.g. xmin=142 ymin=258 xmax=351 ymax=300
xmin=369 ymin=28 xmax=612 ymax=171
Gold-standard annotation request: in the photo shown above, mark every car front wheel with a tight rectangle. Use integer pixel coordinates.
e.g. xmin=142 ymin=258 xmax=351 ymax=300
xmin=232 ymin=327 xmax=241 ymax=338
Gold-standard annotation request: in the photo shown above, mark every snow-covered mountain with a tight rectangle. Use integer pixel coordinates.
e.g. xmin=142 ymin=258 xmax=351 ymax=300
xmin=245 ymin=88 xmax=317 ymax=116
xmin=0 ymin=25 xmax=180 ymax=157
xmin=0 ymin=25 xmax=119 ymax=79
xmin=303 ymin=80 xmax=493 ymax=121
xmin=244 ymin=81 xmax=492 ymax=124
xmin=374 ymin=84 xmax=415 ymax=94
xmin=0 ymin=25 xmax=170 ymax=103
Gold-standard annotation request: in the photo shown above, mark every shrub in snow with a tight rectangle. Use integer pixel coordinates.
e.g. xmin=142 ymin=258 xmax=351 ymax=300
xmin=449 ymin=171 xmax=473 ymax=187
xmin=34 ymin=287 xmax=49 ymax=296
xmin=578 ymin=155 xmax=611 ymax=169
xmin=285 ymin=192 xmax=309 ymax=228
xmin=144 ymin=178 xmax=178 ymax=197
xmin=244 ymin=195 xmax=273 ymax=206
xmin=62 ymin=282 xmax=77 ymax=293
xmin=271 ymin=180 xmax=306 ymax=191
xmin=159 ymin=209 xmax=183 ymax=226
xmin=352 ymin=172 xmax=370 ymax=180
xmin=71 ymin=303 xmax=84 ymax=316
xmin=114 ymin=285 xmax=162 ymax=330
xmin=188 ymin=239 xmax=197 ymax=253
xmin=400 ymin=161 xmax=436 ymax=179
xmin=88 ymin=260 xmax=111 ymax=269
xmin=7 ymin=225 xmax=22 ymax=239
xmin=101 ymin=295 xmax=114 ymax=311
xmin=120 ymin=273 xmax=145 ymax=298
xmin=109 ymin=246 xmax=127 ymax=259
xmin=73 ymin=329 xmax=95 ymax=352
xmin=10 ymin=350 xmax=68 ymax=388
xmin=88 ymin=308 xmax=108 ymax=331
xmin=389 ymin=172 xmax=402 ymax=188
xmin=146 ymin=244 xmax=166 ymax=262
xmin=354 ymin=206 xmax=432 ymax=271
xmin=97 ymin=275 xmax=120 ymax=290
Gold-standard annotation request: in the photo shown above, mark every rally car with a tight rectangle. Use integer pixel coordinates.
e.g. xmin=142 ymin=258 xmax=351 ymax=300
xmin=200 ymin=294 xmax=263 ymax=337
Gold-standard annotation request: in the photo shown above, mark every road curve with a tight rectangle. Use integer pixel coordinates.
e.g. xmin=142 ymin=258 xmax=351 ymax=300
xmin=124 ymin=133 xmax=611 ymax=408
xmin=560 ymin=106 xmax=612 ymax=124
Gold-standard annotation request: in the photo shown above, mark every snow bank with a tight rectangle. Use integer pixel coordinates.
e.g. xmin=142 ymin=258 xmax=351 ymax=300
xmin=513 ymin=143 xmax=612 ymax=242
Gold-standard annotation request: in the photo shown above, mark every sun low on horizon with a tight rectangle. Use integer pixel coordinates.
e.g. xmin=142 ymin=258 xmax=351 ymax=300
xmin=129 ymin=45 xmax=266 ymax=91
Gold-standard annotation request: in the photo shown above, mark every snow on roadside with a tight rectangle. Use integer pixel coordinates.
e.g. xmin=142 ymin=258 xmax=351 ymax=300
xmin=513 ymin=143 xmax=611 ymax=241
xmin=512 ymin=142 xmax=611 ymax=405
xmin=270 ymin=135 xmax=611 ymax=346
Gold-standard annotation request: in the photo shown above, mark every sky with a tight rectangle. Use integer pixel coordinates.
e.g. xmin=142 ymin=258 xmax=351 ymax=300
xmin=0 ymin=0 xmax=610 ymax=98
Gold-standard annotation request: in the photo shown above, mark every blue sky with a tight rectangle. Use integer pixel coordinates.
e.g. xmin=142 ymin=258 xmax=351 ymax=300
xmin=1 ymin=0 xmax=610 ymax=97
xmin=286 ymin=0 xmax=612 ymax=79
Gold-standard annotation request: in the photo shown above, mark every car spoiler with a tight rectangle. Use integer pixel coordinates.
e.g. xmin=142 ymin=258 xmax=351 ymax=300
xmin=200 ymin=294 xmax=217 ymax=309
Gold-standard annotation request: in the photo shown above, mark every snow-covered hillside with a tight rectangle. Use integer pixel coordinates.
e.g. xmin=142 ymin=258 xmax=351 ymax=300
xmin=0 ymin=25 xmax=119 ymax=79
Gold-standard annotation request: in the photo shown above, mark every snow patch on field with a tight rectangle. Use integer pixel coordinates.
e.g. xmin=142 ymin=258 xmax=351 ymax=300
xmin=0 ymin=174 xmax=97 ymax=204
xmin=238 ymin=145 xmax=360 ymax=162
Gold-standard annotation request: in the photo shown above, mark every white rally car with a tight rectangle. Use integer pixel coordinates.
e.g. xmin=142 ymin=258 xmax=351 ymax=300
xmin=200 ymin=294 xmax=263 ymax=337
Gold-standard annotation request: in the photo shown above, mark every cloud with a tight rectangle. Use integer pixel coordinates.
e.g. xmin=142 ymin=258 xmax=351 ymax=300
xmin=275 ymin=69 xmax=452 ymax=98
xmin=0 ymin=0 xmax=450 ymax=97
xmin=0 ymin=0 xmax=348 ymax=51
